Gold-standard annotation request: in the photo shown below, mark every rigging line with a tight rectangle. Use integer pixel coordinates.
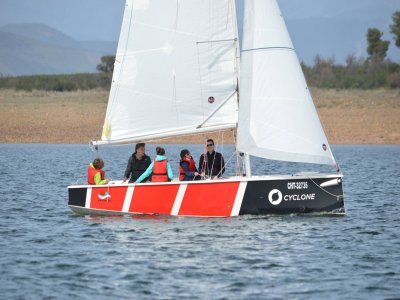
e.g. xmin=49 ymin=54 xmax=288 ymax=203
xmin=232 ymin=149 xmax=245 ymax=178
xmin=210 ymin=131 xmax=221 ymax=178
xmin=196 ymin=38 xmax=237 ymax=44
xmin=230 ymin=0 xmax=240 ymax=87
xmin=232 ymin=130 xmax=242 ymax=176
xmin=242 ymin=46 xmax=295 ymax=52
xmin=308 ymin=177 xmax=344 ymax=199
xmin=201 ymin=138 xmax=207 ymax=176
xmin=196 ymin=90 xmax=236 ymax=129
xmin=220 ymin=131 xmax=225 ymax=176
xmin=215 ymin=148 xmax=237 ymax=179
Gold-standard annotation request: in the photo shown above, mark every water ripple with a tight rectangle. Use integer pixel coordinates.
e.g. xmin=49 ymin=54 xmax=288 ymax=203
xmin=0 ymin=144 xmax=399 ymax=299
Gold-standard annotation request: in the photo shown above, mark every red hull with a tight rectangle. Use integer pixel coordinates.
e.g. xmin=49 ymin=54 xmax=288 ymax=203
xmin=68 ymin=175 xmax=345 ymax=217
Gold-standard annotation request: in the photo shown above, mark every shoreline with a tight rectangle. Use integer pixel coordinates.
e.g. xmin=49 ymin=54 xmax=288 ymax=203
xmin=1 ymin=88 xmax=399 ymax=144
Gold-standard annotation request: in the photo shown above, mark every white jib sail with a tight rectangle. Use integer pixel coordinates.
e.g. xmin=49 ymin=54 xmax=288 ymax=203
xmin=96 ymin=0 xmax=239 ymax=145
xmin=237 ymin=0 xmax=336 ymax=166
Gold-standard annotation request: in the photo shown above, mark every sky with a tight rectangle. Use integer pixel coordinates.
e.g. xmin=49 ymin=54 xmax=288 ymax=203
xmin=0 ymin=0 xmax=399 ymax=62
xmin=1 ymin=0 xmax=398 ymax=40
xmin=0 ymin=0 xmax=126 ymax=41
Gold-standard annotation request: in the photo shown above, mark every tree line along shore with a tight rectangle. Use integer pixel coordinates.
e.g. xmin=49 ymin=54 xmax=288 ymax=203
xmin=2 ymin=12 xmax=400 ymax=144
xmin=0 ymin=88 xmax=398 ymax=144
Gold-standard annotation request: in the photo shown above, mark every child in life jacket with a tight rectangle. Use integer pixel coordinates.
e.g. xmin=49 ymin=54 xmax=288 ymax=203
xmin=87 ymin=158 xmax=109 ymax=185
xmin=179 ymin=149 xmax=202 ymax=181
xmin=135 ymin=147 xmax=174 ymax=183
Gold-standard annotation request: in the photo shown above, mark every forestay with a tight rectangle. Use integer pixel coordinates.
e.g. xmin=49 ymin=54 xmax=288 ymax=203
xmin=237 ymin=0 xmax=336 ymax=166
xmin=96 ymin=0 xmax=239 ymax=145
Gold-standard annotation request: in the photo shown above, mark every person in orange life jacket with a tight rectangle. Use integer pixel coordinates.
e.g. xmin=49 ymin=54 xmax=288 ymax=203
xmin=135 ymin=147 xmax=173 ymax=183
xmin=87 ymin=158 xmax=109 ymax=185
xmin=179 ymin=149 xmax=202 ymax=181
xmin=198 ymin=139 xmax=225 ymax=179
xmin=123 ymin=143 xmax=151 ymax=183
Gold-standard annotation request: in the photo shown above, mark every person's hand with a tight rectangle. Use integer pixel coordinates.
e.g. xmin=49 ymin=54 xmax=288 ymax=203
xmin=194 ymin=172 xmax=199 ymax=176
xmin=122 ymin=177 xmax=127 ymax=182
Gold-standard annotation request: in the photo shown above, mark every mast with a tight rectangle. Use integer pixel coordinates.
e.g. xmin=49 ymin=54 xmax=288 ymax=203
xmin=232 ymin=0 xmax=252 ymax=177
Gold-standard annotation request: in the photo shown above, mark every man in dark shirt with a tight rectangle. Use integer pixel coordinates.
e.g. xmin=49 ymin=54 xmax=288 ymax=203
xmin=198 ymin=139 xmax=225 ymax=179
xmin=123 ymin=143 xmax=151 ymax=183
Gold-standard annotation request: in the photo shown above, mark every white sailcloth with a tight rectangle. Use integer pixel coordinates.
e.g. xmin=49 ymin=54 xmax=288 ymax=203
xmin=237 ymin=0 xmax=336 ymax=165
xmin=96 ymin=0 xmax=239 ymax=145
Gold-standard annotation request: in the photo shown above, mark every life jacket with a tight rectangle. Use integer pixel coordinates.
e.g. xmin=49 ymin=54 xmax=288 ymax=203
xmin=179 ymin=157 xmax=196 ymax=181
xmin=151 ymin=159 xmax=168 ymax=182
xmin=87 ymin=165 xmax=105 ymax=185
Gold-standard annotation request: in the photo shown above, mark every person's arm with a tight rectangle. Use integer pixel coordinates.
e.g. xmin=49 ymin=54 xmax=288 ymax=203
xmin=123 ymin=157 xmax=132 ymax=181
xmin=145 ymin=155 xmax=152 ymax=168
xmin=94 ymin=172 xmax=108 ymax=185
xmin=182 ymin=161 xmax=195 ymax=177
xmin=167 ymin=162 xmax=174 ymax=180
xmin=136 ymin=162 xmax=154 ymax=183
xmin=141 ymin=156 xmax=152 ymax=182
xmin=191 ymin=157 xmax=199 ymax=173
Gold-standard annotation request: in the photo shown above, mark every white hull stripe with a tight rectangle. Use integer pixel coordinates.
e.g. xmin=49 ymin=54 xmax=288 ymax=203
xmin=231 ymin=181 xmax=247 ymax=216
xmin=171 ymin=184 xmax=187 ymax=216
xmin=85 ymin=187 xmax=92 ymax=208
xmin=122 ymin=186 xmax=135 ymax=213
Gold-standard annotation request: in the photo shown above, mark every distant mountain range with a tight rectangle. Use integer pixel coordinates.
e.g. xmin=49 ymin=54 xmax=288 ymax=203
xmin=280 ymin=0 xmax=400 ymax=64
xmin=0 ymin=23 xmax=116 ymax=76
xmin=1 ymin=9 xmax=399 ymax=77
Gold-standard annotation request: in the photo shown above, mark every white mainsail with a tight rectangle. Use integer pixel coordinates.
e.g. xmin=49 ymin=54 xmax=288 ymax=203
xmin=95 ymin=0 xmax=239 ymax=145
xmin=237 ymin=0 xmax=336 ymax=166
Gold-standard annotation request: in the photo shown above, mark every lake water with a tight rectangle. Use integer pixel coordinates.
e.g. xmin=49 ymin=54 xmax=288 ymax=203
xmin=1 ymin=144 xmax=399 ymax=299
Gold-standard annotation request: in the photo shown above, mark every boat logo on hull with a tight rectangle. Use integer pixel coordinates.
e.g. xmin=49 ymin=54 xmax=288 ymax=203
xmin=268 ymin=189 xmax=283 ymax=205
xmin=98 ymin=191 xmax=111 ymax=200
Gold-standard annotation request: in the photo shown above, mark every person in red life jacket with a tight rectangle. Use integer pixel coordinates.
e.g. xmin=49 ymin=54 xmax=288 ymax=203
xmin=123 ymin=143 xmax=151 ymax=183
xmin=135 ymin=147 xmax=173 ymax=183
xmin=179 ymin=149 xmax=202 ymax=181
xmin=87 ymin=158 xmax=109 ymax=185
xmin=198 ymin=139 xmax=225 ymax=179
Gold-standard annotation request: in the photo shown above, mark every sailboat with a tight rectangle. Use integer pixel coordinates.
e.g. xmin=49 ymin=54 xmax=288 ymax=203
xmin=68 ymin=0 xmax=345 ymax=217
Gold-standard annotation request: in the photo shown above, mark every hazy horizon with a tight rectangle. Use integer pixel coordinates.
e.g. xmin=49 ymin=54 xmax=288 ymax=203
xmin=1 ymin=0 xmax=399 ymax=65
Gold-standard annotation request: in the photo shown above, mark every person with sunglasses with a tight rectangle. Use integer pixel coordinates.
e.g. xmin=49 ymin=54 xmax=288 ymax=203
xmin=198 ymin=139 xmax=225 ymax=179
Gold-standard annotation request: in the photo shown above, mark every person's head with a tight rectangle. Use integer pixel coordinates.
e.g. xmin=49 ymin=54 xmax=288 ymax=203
xmin=206 ymin=139 xmax=214 ymax=151
xmin=180 ymin=149 xmax=191 ymax=159
xmin=156 ymin=146 xmax=165 ymax=156
xmin=135 ymin=143 xmax=145 ymax=153
xmin=92 ymin=158 xmax=104 ymax=170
